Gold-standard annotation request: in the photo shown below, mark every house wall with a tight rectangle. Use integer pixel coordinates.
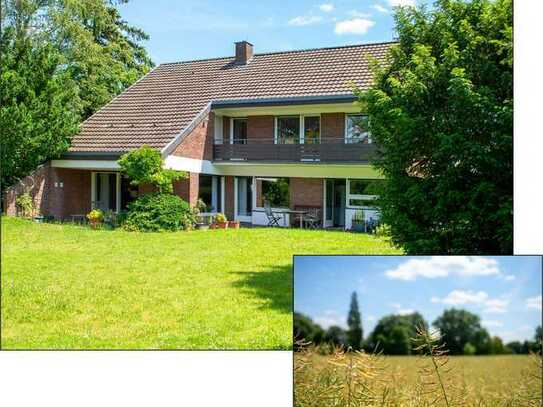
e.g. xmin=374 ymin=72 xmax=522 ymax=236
xmin=224 ymin=176 xmax=235 ymax=220
xmin=321 ymin=113 xmax=345 ymax=143
xmin=171 ymin=112 xmax=214 ymax=161
xmin=3 ymin=165 xmax=91 ymax=220
xmin=173 ymin=172 xmax=199 ymax=206
xmin=221 ymin=113 xmax=345 ymax=143
xmin=289 ymin=178 xmax=323 ymax=209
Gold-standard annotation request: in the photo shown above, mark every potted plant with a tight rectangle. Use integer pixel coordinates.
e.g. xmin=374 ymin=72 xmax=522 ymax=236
xmin=352 ymin=209 xmax=365 ymax=233
xmin=228 ymin=219 xmax=240 ymax=229
xmin=86 ymin=209 xmax=104 ymax=229
xmin=214 ymin=213 xmax=229 ymax=229
xmin=193 ymin=199 xmax=210 ymax=230
xmin=15 ymin=193 xmax=34 ymax=219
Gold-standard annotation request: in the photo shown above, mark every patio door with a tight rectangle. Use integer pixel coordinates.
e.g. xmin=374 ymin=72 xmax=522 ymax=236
xmin=325 ymin=179 xmax=346 ymax=228
xmin=234 ymin=176 xmax=253 ymax=222
xmin=92 ymin=172 xmax=120 ymax=213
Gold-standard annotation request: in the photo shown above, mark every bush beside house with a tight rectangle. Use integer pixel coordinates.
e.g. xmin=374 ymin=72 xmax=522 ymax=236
xmin=114 ymin=146 xmax=193 ymax=232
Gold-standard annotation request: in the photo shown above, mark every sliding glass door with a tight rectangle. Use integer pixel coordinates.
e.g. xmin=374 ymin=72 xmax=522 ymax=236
xmin=92 ymin=172 xmax=119 ymax=212
xmin=235 ymin=176 xmax=253 ymax=222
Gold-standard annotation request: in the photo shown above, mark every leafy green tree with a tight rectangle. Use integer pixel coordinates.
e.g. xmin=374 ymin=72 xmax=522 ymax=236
xmin=294 ymin=312 xmax=325 ymax=346
xmin=368 ymin=312 xmax=428 ymax=355
xmin=463 ymin=342 xmax=477 ymax=356
xmin=2 ymin=0 xmax=154 ymax=118
xmin=356 ymin=0 xmax=513 ymax=254
xmin=506 ymin=341 xmax=523 ymax=355
xmin=347 ymin=292 xmax=363 ymax=350
xmin=0 ymin=26 xmax=80 ymax=190
xmin=0 ymin=0 xmax=152 ymax=189
xmin=535 ymin=326 xmax=542 ymax=343
xmin=118 ymin=146 xmax=186 ymax=194
xmin=433 ymin=308 xmax=490 ymax=355
xmin=324 ymin=326 xmax=347 ymax=347
xmin=489 ymin=336 xmax=507 ymax=355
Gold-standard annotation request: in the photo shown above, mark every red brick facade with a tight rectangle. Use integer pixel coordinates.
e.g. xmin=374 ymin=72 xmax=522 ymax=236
xmin=321 ymin=113 xmax=345 ymax=143
xmin=289 ymin=178 xmax=323 ymax=209
xmin=174 ymin=172 xmax=199 ymax=206
xmin=3 ymin=165 xmax=91 ymax=220
xmin=224 ymin=176 xmax=235 ymax=220
xmin=222 ymin=113 xmax=345 ymax=143
xmin=172 ymin=112 xmax=214 ymax=161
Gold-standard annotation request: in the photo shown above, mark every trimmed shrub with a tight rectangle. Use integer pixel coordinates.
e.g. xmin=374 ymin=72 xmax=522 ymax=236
xmin=123 ymin=193 xmax=195 ymax=232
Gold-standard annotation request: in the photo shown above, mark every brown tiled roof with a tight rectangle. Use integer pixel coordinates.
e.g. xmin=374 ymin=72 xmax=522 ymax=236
xmin=69 ymin=41 xmax=395 ymax=153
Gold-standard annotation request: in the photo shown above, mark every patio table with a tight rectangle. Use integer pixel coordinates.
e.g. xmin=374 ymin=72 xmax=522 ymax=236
xmin=281 ymin=210 xmax=308 ymax=228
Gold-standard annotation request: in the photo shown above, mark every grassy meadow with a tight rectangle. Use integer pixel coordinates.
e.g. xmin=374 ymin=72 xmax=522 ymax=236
xmin=295 ymin=350 xmax=542 ymax=406
xmin=0 ymin=217 xmax=400 ymax=349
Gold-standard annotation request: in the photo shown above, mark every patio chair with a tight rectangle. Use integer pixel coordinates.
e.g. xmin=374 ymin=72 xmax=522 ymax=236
xmin=264 ymin=200 xmax=281 ymax=227
xmin=303 ymin=208 xmax=322 ymax=229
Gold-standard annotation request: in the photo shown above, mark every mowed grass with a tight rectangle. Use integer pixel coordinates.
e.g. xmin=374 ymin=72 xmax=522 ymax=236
xmin=1 ymin=217 xmax=400 ymax=349
xmin=296 ymin=353 xmax=542 ymax=406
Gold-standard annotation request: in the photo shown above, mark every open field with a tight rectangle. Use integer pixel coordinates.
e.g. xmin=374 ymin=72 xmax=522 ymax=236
xmin=1 ymin=217 xmax=400 ymax=349
xmin=295 ymin=351 xmax=542 ymax=406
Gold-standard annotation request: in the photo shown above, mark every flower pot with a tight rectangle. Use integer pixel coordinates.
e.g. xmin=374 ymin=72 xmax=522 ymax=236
xmin=228 ymin=221 xmax=240 ymax=229
xmin=196 ymin=223 xmax=210 ymax=231
xmin=216 ymin=221 xmax=229 ymax=229
xmin=89 ymin=220 xmax=101 ymax=230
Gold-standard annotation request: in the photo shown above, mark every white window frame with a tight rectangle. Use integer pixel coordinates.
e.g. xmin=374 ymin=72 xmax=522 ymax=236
xmin=274 ymin=115 xmax=321 ymax=144
xmin=91 ymin=171 xmax=121 ymax=213
xmin=345 ymin=114 xmax=371 ymax=144
xmin=346 ymin=178 xmax=379 ymax=209
xmin=199 ymin=175 xmax=225 ymax=214
xmin=230 ymin=117 xmax=248 ymax=145
xmin=234 ymin=176 xmax=255 ymax=222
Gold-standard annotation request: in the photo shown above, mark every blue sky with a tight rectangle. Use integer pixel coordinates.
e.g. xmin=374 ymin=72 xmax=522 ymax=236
xmin=118 ymin=0 xmax=421 ymax=64
xmin=295 ymin=256 xmax=543 ymax=342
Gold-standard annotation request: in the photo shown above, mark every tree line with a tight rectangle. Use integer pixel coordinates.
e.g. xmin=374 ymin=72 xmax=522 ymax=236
xmin=295 ymin=292 xmax=542 ymax=355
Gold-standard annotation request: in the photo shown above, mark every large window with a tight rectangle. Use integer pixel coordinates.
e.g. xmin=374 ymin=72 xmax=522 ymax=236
xmin=260 ymin=177 xmax=290 ymax=208
xmin=231 ymin=118 xmax=247 ymax=144
xmin=345 ymin=114 xmax=371 ymax=144
xmin=198 ymin=175 xmax=223 ymax=213
xmin=303 ymin=116 xmax=320 ymax=144
xmin=276 ymin=116 xmax=300 ymax=144
xmin=275 ymin=115 xmax=320 ymax=144
xmin=347 ymin=179 xmax=383 ymax=208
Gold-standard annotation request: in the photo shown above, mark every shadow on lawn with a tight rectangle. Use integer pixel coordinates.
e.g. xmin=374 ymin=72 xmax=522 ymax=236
xmin=232 ymin=264 xmax=292 ymax=314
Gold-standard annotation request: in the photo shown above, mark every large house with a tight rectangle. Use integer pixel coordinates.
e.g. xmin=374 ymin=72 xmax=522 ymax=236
xmin=5 ymin=41 xmax=393 ymax=229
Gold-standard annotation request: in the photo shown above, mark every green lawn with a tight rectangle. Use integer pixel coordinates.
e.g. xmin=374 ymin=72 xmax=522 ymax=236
xmin=1 ymin=217 xmax=400 ymax=349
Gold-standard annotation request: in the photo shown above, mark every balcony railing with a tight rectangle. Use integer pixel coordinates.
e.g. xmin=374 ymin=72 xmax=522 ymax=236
xmin=213 ymin=138 xmax=378 ymax=163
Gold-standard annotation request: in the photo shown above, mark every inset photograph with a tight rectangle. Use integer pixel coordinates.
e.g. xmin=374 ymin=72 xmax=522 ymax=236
xmin=294 ymin=256 xmax=542 ymax=406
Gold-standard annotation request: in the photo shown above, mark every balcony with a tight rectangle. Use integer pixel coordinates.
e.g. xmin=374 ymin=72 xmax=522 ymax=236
xmin=213 ymin=138 xmax=378 ymax=163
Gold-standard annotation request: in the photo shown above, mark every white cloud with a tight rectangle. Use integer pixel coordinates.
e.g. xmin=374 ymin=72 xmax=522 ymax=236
xmin=431 ymin=290 xmax=509 ymax=314
xmin=483 ymin=298 xmax=509 ymax=314
xmin=397 ymin=309 xmax=415 ymax=316
xmin=366 ymin=315 xmax=376 ymax=322
xmin=314 ymin=310 xmax=346 ymax=329
xmin=385 ymin=256 xmax=501 ymax=281
xmin=503 ymin=274 xmax=516 ymax=281
xmin=388 ymin=0 xmax=415 ymax=7
xmin=334 ymin=18 xmax=375 ymax=35
xmin=319 ymin=3 xmax=334 ymax=12
xmin=482 ymin=320 xmax=503 ymax=328
xmin=372 ymin=4 xmax=389 ymax=13
xmin=431 ymin=290 xmax=488 ymax=305
xmin=288 ymin=15 xmax=323 ymax=26
xmin=526 ymin=295 xmax=542 ymax=311
xmin=349 ymin=10 xmax=372 ymax=18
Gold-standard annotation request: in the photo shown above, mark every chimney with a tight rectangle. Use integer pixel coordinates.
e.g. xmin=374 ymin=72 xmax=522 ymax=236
xmin=234 ymin=41 xmax=253 ymax=65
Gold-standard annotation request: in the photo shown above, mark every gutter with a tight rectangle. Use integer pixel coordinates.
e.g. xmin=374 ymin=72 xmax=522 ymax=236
xmin=210 ymin=94 xmax=357 ymax=109
xmin=60 ymin=151 xmax=123 ymax=160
